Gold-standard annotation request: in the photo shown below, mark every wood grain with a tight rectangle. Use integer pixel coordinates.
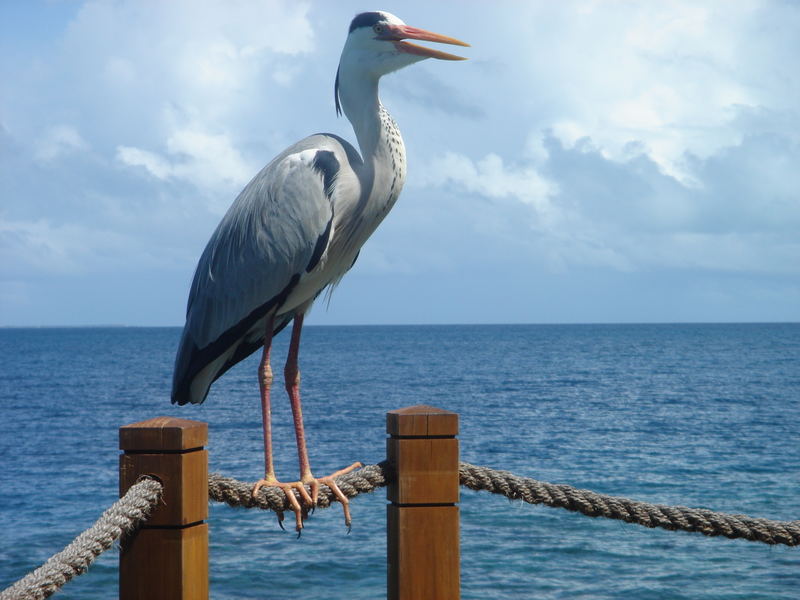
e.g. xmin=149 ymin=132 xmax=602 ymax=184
xmin=119 ymin=417 xmax=208 ymax=600
xmin=387 ymin=406 xmax=460 ymax=600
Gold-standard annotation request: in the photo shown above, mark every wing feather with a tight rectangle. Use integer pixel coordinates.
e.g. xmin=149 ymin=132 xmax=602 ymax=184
xmin=172 ymin=135 xmax=354 ymax=405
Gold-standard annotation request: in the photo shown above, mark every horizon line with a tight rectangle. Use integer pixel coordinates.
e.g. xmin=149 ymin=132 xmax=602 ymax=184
xmin=2 ymin=320 xmax=799 ymax=329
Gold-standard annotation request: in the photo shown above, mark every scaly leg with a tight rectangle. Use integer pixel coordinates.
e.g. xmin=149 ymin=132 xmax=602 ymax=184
xmin=251 ymin=314 xmax=313 ymax=530
xmin=284 ymin=313 xmax=363 ymax=531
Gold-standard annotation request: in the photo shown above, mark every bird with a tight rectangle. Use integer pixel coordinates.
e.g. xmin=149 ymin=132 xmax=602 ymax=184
xmin=171 ymin=10 xmax=468 ymax=532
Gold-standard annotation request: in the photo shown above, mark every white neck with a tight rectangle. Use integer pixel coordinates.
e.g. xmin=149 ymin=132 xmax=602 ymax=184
xmin=333 ymin=65 xmax=407 ymax=253
xmin=337 ymin=66 xmax=407 ymax=201
xmin=338 ymin=72 xmax=382 ymax=160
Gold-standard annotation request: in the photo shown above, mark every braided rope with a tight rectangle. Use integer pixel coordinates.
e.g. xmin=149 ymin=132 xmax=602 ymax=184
xmin=211 ymin=462 xmax=800 ymax=546
xmin=208 ymin=462 xmax=390 ymax=513
xmin=458 ymin=462 xmax=800 ymax=546
xmin=0 ymin=478 xmax=163 ymax=600
xmin=4 ymin=460 xmax=798 ymax=599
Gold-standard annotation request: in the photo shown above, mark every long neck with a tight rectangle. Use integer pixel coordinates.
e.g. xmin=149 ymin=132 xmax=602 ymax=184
xmin=339 ymin=76 xmax=382 ymax=159
xmin=338 ymin=71 xmax=407 ymax=197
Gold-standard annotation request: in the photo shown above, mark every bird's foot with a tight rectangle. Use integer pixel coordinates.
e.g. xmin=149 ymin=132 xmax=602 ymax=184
xmin=311 ymin=462 xmax=363 ymax=532
xmin=251 ymin=461 xmax=362 ymax=534
xmin=252 ymin=476 xmax=314 ymax=533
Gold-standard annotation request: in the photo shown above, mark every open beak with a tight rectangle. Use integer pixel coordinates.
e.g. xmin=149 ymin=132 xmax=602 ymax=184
xmin=382 ymin=24 xmax=469 ymax=61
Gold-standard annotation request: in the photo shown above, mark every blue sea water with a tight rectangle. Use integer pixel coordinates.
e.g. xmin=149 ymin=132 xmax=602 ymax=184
xmin=0 ymin=323 xmax=798 ymax=599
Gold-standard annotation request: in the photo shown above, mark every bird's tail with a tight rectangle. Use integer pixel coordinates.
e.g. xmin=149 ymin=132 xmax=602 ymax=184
xmin=171 ymin=327 xmax=210 ymax=405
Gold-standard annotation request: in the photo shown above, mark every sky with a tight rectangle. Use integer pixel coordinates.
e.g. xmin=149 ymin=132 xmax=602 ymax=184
xmin=1 ymin=0 xmax=799 ymax=326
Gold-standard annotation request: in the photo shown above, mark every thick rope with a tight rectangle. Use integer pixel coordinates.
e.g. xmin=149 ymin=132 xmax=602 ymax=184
xmin=213 ymin=462 xmax=800 ymax=546
xmin=209 ymin=462 xmax=390 ymax=513
xmin=459 ymin=462 xmax=800 ymax=546
xmin=0 ymin=478 xmax=163 ymax=600
xmin=4 ymin=461 xmax=798 ymax=599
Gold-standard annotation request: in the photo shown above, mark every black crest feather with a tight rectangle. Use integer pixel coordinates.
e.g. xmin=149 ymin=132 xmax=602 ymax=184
xmin=337 ymin=12 xmax=388 ymax=116
xmin=334 ymin=67 xmax=342 ymax=116
xmin=348 ymin=11 xmax=385 ymax=33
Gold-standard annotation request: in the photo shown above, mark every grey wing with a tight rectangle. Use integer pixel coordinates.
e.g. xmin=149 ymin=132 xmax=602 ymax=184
xmin=172 ymin=137 xmax=346 ymax=405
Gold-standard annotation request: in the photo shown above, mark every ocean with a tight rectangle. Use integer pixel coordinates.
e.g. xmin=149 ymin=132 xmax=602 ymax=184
xmin=1 ymin=323 xmax=798 ymax=599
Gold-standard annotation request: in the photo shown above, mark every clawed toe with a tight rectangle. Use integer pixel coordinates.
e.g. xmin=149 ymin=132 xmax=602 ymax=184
xmin=251 ymin=462 xmax=363 ymax=534
xmin=252 ymin=478 xmax=309 ymax=532
xmin=319 ymin=461 xmax=363 ymax=531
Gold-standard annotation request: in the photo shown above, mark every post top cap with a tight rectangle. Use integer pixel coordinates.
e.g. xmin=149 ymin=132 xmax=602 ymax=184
xmin=120 ymin=416 xmax=207 ymax=451
xmin=387 ymin=405 xmax=458 ymax=436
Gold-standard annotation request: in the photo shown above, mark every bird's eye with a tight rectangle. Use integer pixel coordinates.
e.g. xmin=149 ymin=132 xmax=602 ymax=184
xmin=373 ymin=24 xmax=384 ymax=34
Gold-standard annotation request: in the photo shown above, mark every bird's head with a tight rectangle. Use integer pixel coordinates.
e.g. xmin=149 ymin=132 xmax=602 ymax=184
xmin=336 ymin=11 xmax=469 ymax=115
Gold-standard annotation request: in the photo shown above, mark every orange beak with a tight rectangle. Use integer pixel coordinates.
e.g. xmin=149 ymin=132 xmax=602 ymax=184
xmin=382 ymin=24 xmax=469 ymax=61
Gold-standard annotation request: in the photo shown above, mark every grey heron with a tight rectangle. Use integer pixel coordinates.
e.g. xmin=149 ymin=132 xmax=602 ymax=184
xmin=172 ymin=11 xmax=468 ymax=532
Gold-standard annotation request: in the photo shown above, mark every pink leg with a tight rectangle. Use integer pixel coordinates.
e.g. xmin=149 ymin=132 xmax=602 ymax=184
xmin=284 ymin=313 xmax=313 ymax=479
xmin=284 ymin=314 xmax=363 ymax=530
xmin=253 ymin=312 xmax=363 ymax=532
xmin=252 ymin=314 xmax=312 ymax=529
xmin=259 ymin=313 xmax=276 ymax=480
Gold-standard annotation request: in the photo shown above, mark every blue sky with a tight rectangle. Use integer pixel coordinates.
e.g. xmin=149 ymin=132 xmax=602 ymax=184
xmin=1 ymin=0 xmax=799 ymax=326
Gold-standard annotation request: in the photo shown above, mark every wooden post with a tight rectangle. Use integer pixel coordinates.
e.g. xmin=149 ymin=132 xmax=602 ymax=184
xmin=387 ymin=405 xmax=459 ymax=600
xmin=119 ymin=417 xmax=209 ymax=600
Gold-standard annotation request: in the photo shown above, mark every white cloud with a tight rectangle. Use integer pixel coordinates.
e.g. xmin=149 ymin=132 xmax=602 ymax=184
xmin=2 ymin=1 xmax=319 ymax=294
xmin=0 ymin=218 xmax=94 ymax=275
xmin=34 ymin=125 xmax=88 ymax=161
xmin=6 ymin=0 xmax=317 ymax=166
xmin=420 ymin=128 xmax=800 ymax=277
xmin=2 ymin=1 xmax=799 ymax=325
xmin=420 ymin=152 xmax=559 ymax=225
xmin=117 ymin=128 xmax=255 ymax=200
xmin=116 ymin=147 xmax=173 ymax=180
xmin=0 ymin=212 xmax=197 ymax=278
xmin=482 ymin=1 xmax=788 ymax=182
xmin=397 ymin=1 xmax=800 ymax=286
